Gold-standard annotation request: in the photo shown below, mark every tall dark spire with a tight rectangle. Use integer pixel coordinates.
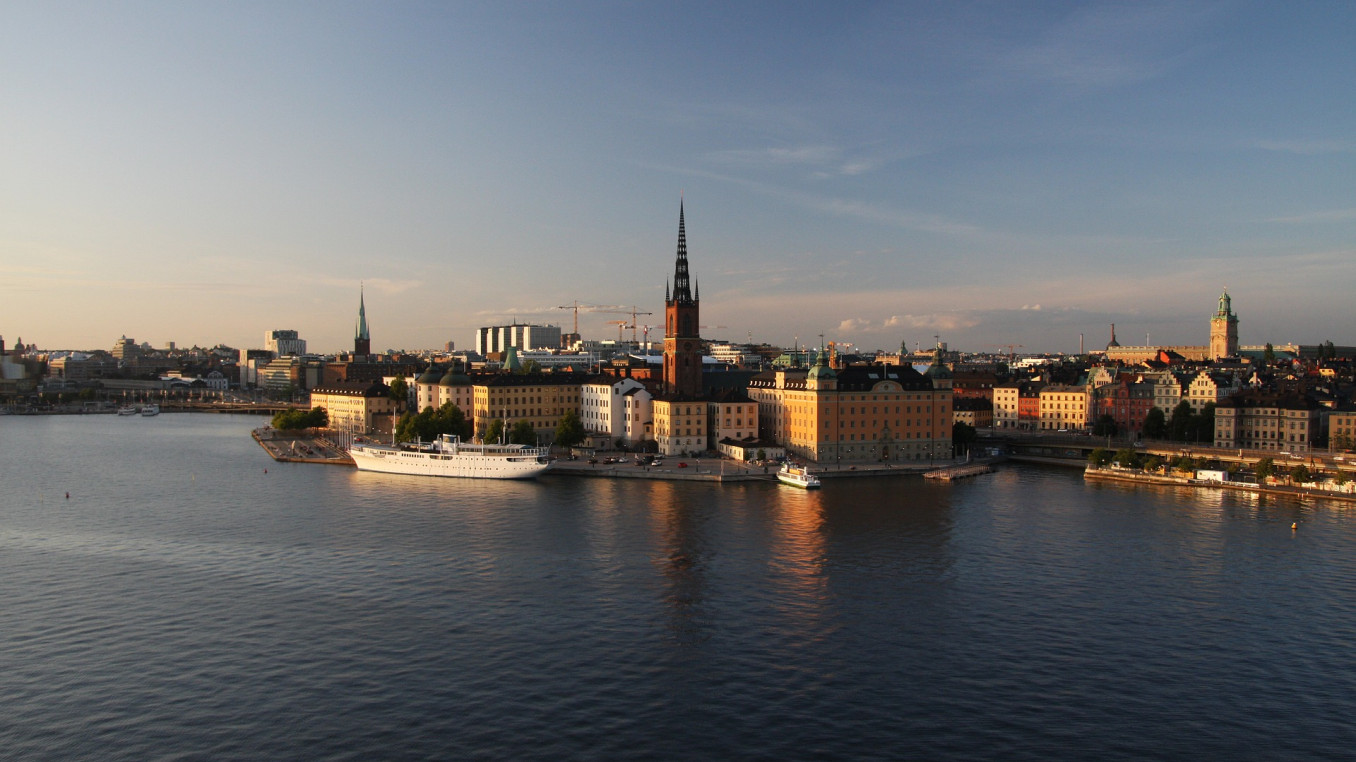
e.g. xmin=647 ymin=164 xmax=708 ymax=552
xmin=671 ymin=200 xmax=693 ymax=306
xmin=354 ymin=283 xmax=371 ymax=356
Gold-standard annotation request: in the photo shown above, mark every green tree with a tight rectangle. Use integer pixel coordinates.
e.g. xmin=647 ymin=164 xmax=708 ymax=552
xmin=1092 ymin=414 xmax=1118 ymax=437
xmin=388 ymin=377 xmax=409 ymax=406
xmin=1168 ymin=401 xmax=1195 ymax=442
xmin=484 ymin=419 xmax=505 ymax=444
xmin=554 ymin=411 xmax=586 ymax=449
xmin=1263 ymin=343 xmax=1276 ymax=364
xmin=1143 ymin=407 xmax=1168 ymax=439
xmin=1142 ymin=455 xmax=1164 ymax=472
xmin=1191 ymin=403 xmax=1216 ymax=443
xmin=1088 ymin=447 xmax=1112 ymax=467
xmin=271 ymin=406 xmax=328 ymax=430
xmin=509 ymin=420 xmax=537 ymax=445
xmin=1255 ymin=457 xmax=1275 ymax=482
xmin=1334 ymin=471 xmax=1349 ymax=486
xmin=952 ymin=421 xmax=977 ymax=455
xmin=518 ymin=359 xmax=541 ymax=375
xmin=1113 ymin=447 xmax=1141 ymax=469
xmin=1174 ymin=455 xmax=1197 ymax=472
xmin=1290 ymin=464 xmax=1311 ymax=484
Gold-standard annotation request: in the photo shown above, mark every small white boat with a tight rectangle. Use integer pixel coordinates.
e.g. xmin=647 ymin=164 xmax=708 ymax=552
xmin=777 ymin=462 xmax=822 ymax=489
xmin=140 ymin=404 xmax=160 ymax=416
xmin=118 ymin=405 xmax=139 ymax=416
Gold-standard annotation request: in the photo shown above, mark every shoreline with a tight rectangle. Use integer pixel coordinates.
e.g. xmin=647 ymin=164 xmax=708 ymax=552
xmin=1084 ymin=467 xmax=1356 ymax=504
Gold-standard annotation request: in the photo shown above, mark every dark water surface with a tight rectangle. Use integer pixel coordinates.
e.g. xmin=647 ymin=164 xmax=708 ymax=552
xmin=2 ymin=415 xmax=1354 ymax=760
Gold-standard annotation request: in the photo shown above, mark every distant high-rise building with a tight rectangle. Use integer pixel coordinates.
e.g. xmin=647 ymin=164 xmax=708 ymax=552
xmin=265 ymin=329 xmax=307 ymax=357
xmin=355 ymin=286 xmax=371 ymax=356
xmin=475 ymin=323 xmax=562 ymax=356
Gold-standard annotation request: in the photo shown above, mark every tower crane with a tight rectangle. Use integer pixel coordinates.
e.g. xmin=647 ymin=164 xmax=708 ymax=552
xmin=991 ymin=344 xmax=1025 ymax=360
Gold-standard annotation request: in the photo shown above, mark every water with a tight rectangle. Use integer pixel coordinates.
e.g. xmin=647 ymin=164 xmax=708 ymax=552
xmin=2 ymin=415 xmax=1355 ymax=760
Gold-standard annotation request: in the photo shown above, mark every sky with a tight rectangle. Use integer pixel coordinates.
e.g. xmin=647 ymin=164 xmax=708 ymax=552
xmin=2 ymin=1 xmax=1353 ymax=355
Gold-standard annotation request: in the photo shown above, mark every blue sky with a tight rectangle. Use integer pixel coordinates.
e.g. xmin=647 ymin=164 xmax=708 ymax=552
xmin=2 ymin=1 xmax=1352 ymax=354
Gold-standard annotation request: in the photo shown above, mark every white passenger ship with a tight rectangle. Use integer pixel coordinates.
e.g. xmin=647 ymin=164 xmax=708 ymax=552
xmin=349 ymin=434 xmax=552 ymax=480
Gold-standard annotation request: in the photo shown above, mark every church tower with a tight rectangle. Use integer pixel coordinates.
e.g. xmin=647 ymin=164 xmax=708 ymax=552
xmin=1209 ymin=289 xmax=1238 ymax=360
xmin=663 ymin=200 xmax=702 ymax=396
xmin=354 ymin=285 xmax=371 ymax=356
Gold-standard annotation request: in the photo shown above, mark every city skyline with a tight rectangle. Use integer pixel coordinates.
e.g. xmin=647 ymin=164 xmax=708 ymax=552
xmin=2 ymin=2 xmax=1352 ymax=354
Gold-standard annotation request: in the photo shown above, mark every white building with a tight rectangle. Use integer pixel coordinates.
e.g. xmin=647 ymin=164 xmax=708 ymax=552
xmin=265 ymin=329 xmax=307 ymax=357
xmin=476 ymin=323 xmax=562 ymax=355
xmin=580 ymin=376 xmax=652 ymax=448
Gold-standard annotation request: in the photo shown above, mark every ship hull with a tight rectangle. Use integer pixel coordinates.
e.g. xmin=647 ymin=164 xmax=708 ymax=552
xmin=350 ymin=441 xmax=551 ymax=480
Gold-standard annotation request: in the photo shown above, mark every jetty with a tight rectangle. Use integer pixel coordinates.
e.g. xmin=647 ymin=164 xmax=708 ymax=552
xmin=924 ymin=463 xmax=995 ymax=481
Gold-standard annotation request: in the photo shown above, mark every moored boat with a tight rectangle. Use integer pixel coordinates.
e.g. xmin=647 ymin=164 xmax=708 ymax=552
xmin=118 ymin=405 xmax=139 ymax=416
xmin=350 ymin=434 xmax=551 ymax=480
xmin=140 ymin=404 xmax=160 ymax=416
xmin=777 ymin=462 xmax=822 ymax=489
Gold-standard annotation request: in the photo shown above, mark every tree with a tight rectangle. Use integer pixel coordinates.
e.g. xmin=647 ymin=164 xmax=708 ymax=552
xmin=271 ymin=406 xmax=328 ymax=430
xmin=388 ymin=377 xmax=409 ymax=406
xmin=1263 ymin=343 xmax=1276 ymax=364
xmin=518 ymin=359 xmax=541 ymax=375
xmin=554 ymin=411 xmax=586 ymax=449
xmin=1174 ymin=455 xmax=1197 ymax=472
xmin=1255 ymin=457 xmax=1275 ymax=482
xmin=1168 ymin=401 xmax=1195 ymax=442
xmin=1334 ymin=471 xmax=1349 ymax=486
xmin=1191 ymin=403 xmax=1216 ymax=444
xmin=1088 ymin=447 xmax=1112 ymax=467
xmin=952 ymin=421 xmax=977 ymax=455
xmin=1143 ymin=407 xmax=1168 ymax=439
xmin=395 ymin=402 xmax=471 ymax=443
xmin=1290 ymin=464 xmax=1311 ymax=484
xmin=1142 ymin=455 xmax=1164 ymax=472
xmin=484 ymin=419 xmax=505 ymax=444
xmin=509 ymin=420 xmax=537 ymax=445
xmin=1092 ymin=414 xmax=1118 ymax=437
xmin=1113 ymin=447 xmax=1141 ymax=469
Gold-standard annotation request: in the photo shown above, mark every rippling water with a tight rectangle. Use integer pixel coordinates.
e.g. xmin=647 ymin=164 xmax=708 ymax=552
xmin=3 ymin=415 xmax=1355 ymax=760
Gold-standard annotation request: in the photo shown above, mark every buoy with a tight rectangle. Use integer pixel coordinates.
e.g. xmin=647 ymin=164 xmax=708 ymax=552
xmin=1292 ymin=522 xmax=1298 ymax=531
xmin=65 ymin=492 xmax=70 ymax=499
xmin=264 ymin=468 xmax=268 ymax=474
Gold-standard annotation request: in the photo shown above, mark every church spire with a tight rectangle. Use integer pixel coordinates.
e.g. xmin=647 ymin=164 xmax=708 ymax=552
xmin=671 ymin=199 xmax=693 ymax=306
xmin=354 ymin=284 xmax=371 ymax=356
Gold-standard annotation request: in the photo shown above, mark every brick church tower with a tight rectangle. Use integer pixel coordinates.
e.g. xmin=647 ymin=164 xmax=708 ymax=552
xmin=663 ymin=200 xmax=702 ymax=396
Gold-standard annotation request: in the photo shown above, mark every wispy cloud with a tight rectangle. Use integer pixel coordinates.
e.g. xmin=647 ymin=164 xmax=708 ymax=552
xmin=704 ymin=143 xmax=906 ymax=178
xmin=1266 ymin=208 xmax=1356 ymax=224
xmin=1249 ymin=139 xmax=1353 ymax=155
xmin=997 ymin=2 xmax=1214 ymax=89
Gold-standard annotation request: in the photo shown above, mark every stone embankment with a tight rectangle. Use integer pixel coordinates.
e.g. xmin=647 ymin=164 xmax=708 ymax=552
xmin=253 ymin=428 xmax=353 ymax=466
xmin=1084 ymin=466 xmax=1356 ymax=504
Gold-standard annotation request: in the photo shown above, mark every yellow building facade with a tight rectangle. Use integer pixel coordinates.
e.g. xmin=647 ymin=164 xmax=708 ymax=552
xmin=746 ymin=351 xmax=953 ymax=465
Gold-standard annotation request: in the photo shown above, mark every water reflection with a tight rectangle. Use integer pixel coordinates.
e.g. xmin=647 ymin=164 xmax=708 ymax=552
xmin=647 ymin=481 xmax=712 ymax=646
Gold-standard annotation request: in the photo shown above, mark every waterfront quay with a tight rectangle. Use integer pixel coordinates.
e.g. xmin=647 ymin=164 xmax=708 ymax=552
xmin=253 ymin=428 xmax=968 ymax=482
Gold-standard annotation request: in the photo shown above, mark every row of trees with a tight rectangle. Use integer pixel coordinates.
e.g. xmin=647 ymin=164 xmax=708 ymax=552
xmin=271 ymin=406 xmax=328 ymax=430
xmin=390 ymin=402 xmax=589 ymax=449
xmin=1142 ymin=402 xmax=1216 ymax=443
xmin=1089 ymin=448 xmax=1350 ymax=486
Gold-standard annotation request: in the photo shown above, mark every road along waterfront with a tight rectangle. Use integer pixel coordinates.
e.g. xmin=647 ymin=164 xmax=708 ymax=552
xmin=5 ymin=414 xmax=1356 ymax=760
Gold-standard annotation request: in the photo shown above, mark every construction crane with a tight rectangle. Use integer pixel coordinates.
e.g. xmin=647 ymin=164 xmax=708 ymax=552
xmin=591 ymin=306 xmax=654 ymax=342
xmin=557 ymin=301 xmax=620 ymax=335
xmin=605 ymin=320 xmax=629 ymax=342
xmin=991 ymin=344 xmax=1025 ymax=360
